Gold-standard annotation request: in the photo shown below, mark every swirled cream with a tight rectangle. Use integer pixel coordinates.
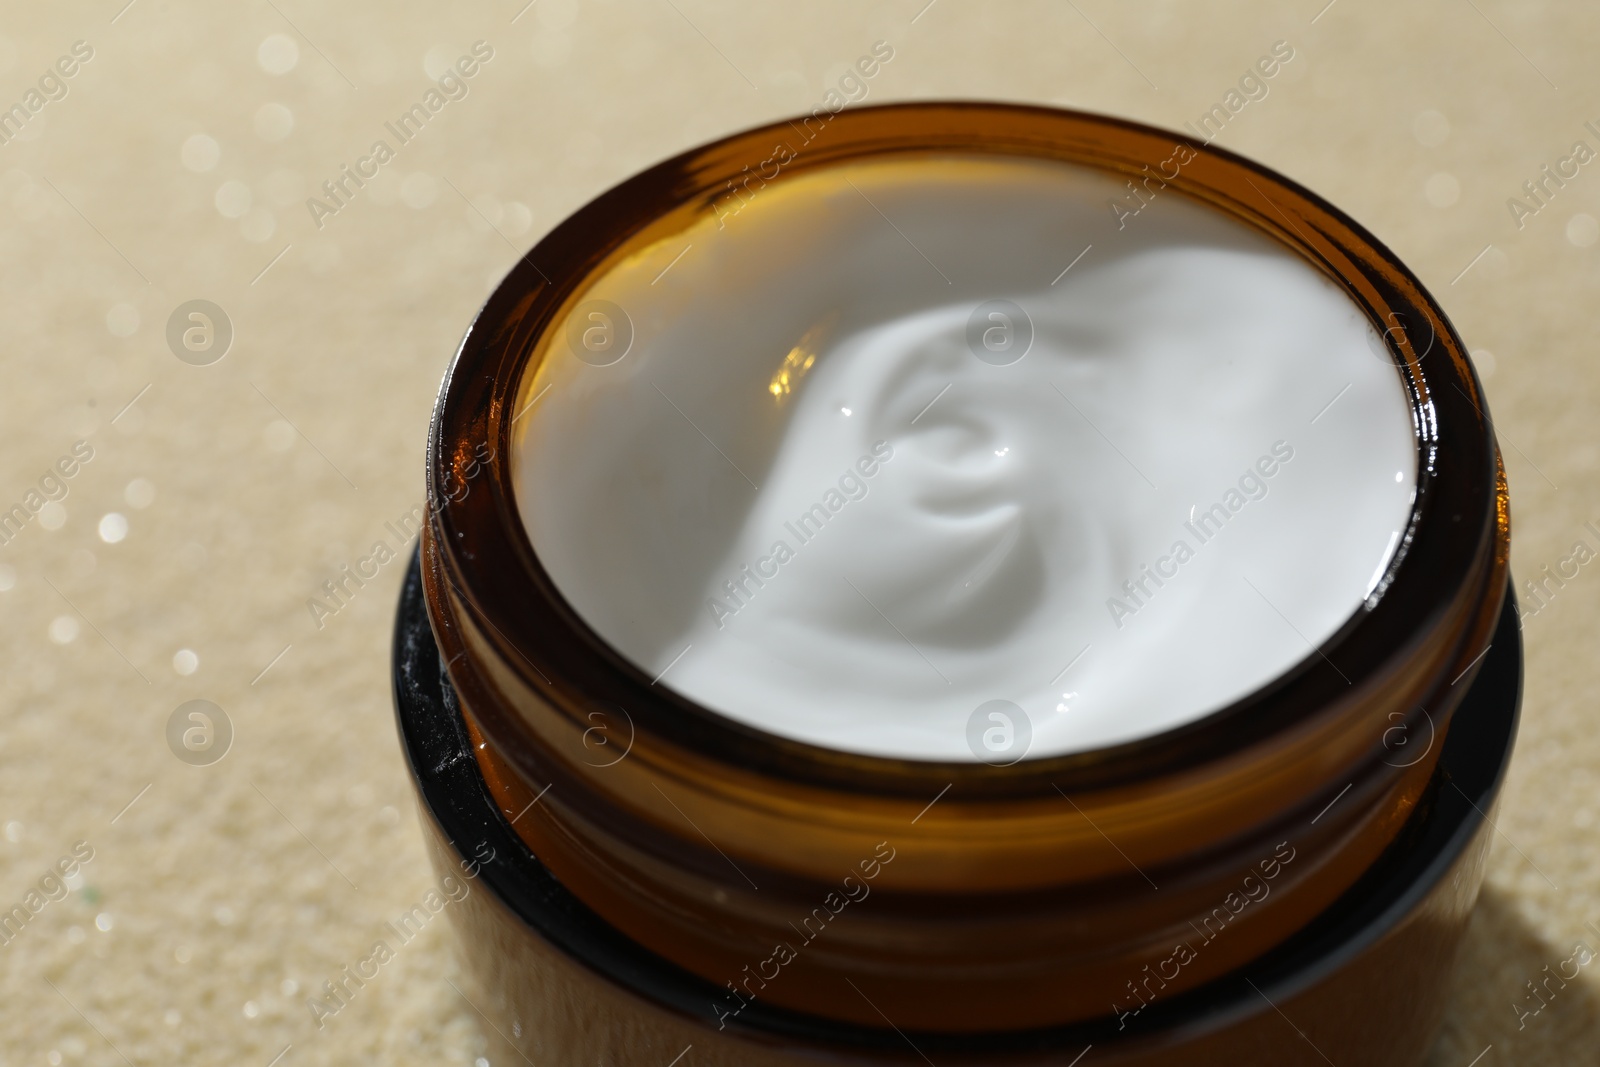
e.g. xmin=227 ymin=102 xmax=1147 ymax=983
xmin=512 ymin=155 xmax=1417 ymax=761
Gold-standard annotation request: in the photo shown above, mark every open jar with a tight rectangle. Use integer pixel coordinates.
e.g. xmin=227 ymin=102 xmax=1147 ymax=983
xmin=400 ymin=101 xmax=1515 ymax=1065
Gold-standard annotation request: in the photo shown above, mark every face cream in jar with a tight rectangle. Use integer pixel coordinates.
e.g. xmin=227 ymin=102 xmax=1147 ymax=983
xmin=513 ymin=154 xmax=1419 ymax=761
xmin=403 ymin=102 xmax=1514 ymax=1066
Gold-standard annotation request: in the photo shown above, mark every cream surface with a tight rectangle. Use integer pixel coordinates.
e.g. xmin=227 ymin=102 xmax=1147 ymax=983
xmin=513 ymin=156 xmax=1417 ymax=761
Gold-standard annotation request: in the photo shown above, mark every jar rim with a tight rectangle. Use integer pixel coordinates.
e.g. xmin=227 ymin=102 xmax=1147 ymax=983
xmin=427 ymin=100 xmax=1503 ymax=799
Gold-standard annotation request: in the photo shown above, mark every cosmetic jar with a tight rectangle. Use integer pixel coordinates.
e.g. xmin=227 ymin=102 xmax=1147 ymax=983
xmin=396 ymin=102 xmax=1516 ymax=1064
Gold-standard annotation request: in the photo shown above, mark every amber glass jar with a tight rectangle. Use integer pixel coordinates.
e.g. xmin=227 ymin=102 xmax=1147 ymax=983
xmin=417 ymin=102 xmax=1509 ymax=1035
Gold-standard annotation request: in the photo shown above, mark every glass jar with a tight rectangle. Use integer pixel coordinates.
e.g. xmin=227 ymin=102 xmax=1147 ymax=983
xmin=406 ymin=101 xmax=1513 ymax=1056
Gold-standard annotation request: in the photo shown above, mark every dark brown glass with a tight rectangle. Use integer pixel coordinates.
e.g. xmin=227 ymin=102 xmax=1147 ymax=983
xmin=420 ymin=102 xmax=1508 ymax=1032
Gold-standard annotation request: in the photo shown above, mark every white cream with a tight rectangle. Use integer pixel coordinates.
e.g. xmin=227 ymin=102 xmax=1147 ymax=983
xmin=513 ymin=156 xmax=1417 ymax=761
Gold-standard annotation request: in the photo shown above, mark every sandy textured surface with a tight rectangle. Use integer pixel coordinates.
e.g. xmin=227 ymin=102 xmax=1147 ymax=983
xmin=0 ymin=1 xmax=1594 ymax=1064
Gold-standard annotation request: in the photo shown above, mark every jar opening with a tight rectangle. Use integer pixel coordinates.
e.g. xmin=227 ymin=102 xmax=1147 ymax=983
xmin=509 ymin=151 xmax=1419 ymax=762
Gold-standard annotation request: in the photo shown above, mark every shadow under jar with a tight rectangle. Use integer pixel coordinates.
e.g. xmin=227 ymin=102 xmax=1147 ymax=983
xmin=408 ymin=102 xmax=1512 ymax=1063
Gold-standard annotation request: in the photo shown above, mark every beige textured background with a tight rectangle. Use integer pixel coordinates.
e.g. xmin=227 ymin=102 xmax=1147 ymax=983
xmin=0 ymin=1 xmax=1594 ymax=1064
